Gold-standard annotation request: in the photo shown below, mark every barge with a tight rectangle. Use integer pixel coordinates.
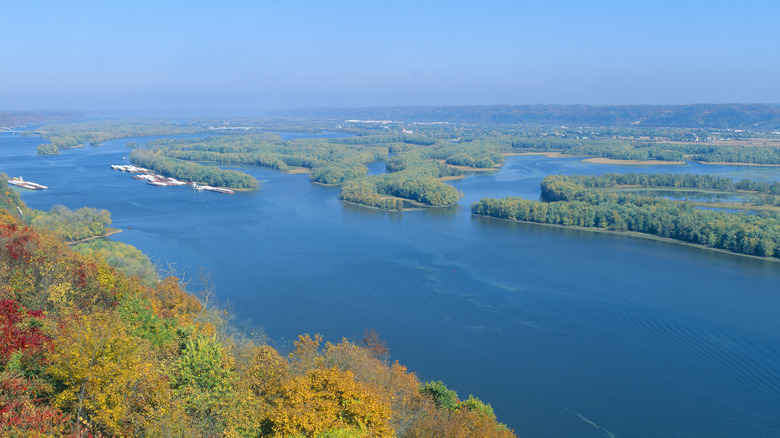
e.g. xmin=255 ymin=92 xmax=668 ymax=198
xmin=8 ymin=177 xmax=48 ymax=190
xmin=112 ymin=164 xmax=231 ymax=193
xmin=192 ymin=183 xmax=234 ymax=194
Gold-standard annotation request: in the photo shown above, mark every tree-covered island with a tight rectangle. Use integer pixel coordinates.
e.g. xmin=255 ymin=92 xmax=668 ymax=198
xmin=472 ymin=173 xmax=780 ymax=259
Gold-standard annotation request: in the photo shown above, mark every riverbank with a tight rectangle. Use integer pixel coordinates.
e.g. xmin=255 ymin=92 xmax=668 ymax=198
xmin=473 ymin=214 xmax=779 ymax=263
xmin=434 ymin=159 xmax=501 ymax=172
xmin=342 ymin=194 xmax=456 ymax=211
xmin=340 ymin=198 xmax=419 ymax=212
xmin=65 ymin=227 xmax=123 ymax=245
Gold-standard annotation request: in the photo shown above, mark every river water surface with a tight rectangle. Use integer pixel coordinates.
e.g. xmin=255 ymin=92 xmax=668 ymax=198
xmin=2 ymin=132 xmax=779 ymax=437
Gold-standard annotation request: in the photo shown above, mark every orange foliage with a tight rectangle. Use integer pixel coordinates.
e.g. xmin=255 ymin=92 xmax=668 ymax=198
xmin=362 ymin=328 xmax=389 ymax=361
xmin=148 ymin=276 xmax=202 ymax=324
xmin=401 ymin=403 xmax=516 ymax=438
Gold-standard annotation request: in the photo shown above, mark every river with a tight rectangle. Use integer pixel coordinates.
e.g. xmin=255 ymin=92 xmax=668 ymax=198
xmin=2 ymin=132 xmax=779 ymax=437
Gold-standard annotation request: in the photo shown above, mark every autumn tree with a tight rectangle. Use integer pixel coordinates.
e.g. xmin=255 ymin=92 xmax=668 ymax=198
xmin=48 ymin=310 xmax=170 ymax=436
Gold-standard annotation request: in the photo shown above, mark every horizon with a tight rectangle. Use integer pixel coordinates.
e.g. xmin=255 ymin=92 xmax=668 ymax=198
xmin=2 ymin=1 xmax=779 ymax=111
xmin=5 ymin=102 xmax=780 ymax=114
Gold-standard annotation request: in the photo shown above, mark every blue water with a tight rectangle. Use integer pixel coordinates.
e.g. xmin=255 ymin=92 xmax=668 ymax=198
xmin=2 ymin=132 xmax=779 ymax=438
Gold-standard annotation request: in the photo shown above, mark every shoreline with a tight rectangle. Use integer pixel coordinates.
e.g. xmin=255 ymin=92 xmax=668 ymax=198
xmin=342 ymin=194 xmax=456 ymax=212
xmin=439 ymin=175 xmax=466 ymax=181
xmin=473 ymin=214 xmax=779 ymax=263
xmin=434 ymin=159 xmax=501 ymax=172
xmin=66 ymin=228 xmax=123 ymax=245
xmin=340 ymin=199 xmax=419 ymax=212
xmin=311 ymin=180 xmax=342 ymax=187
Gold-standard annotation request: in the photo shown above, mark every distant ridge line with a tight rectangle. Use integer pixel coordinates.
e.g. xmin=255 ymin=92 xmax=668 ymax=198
xmin=269 ymin=104 xmax=780 ymax=129
xmin=0 ymin=110 xmax=87 ymax=129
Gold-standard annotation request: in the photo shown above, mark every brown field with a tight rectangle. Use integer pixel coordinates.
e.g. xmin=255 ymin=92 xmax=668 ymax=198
xmin=502 ymin=151 xmax=573 ymax=158
xmin=284 ymin=167 xmax=311 ymax=174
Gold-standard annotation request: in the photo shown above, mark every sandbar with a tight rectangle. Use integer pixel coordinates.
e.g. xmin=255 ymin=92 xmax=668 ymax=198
xmin=583 ymin=157 xmax=686 ymax=165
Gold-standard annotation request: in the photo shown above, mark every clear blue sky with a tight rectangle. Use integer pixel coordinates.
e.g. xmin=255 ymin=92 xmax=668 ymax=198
xmin=1 ymin=0 xmax=778 ymax=111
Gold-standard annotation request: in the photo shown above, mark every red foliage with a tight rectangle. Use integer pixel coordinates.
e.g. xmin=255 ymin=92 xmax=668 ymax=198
xmin=0 ymin=299 xmax=51 ymax=368
xmin=362 ymin=328 xmax=390 ymax=360
xmin=0 ymin=223 xmax=38 ymax=263
xmin=0 ymin=373 xmax=68 ymax=436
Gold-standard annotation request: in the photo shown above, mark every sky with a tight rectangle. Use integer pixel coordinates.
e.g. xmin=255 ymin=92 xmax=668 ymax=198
xmin=1 ymin=0 xmax=779 ymax=111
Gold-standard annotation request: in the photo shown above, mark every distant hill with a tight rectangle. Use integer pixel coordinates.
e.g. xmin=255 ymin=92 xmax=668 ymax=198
xmin=0 ymin=110 xmax=87 ymax=128
xmin=270 ymin=104 xmax=780 ymax=129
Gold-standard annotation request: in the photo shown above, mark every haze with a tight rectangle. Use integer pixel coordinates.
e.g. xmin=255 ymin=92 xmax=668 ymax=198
xmin=2 ymin=0 xmax=779 ymax=111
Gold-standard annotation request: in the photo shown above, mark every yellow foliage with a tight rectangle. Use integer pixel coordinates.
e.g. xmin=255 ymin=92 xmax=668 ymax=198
xmin=290 ymin=333 xmax=324 ymax=373
xmin=95 ymin=262 xmax=117 ymax=291
xmin=48 ymin=310 xmax=171 ymax=436
xmin=246 ymin=344 xmax=288 ymax=398
xmin=324 ymin=339 xmax=423 ymax=435
xmin=265 ymin=367 xmax=394 ymax=438
xmin=150 ymin=276 xmax=202 ymax=325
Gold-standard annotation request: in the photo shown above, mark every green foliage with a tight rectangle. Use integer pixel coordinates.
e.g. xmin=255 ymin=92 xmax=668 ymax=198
xmin=473 ymin=175 xmax=780 ymax=258
xmin=691 ymin=144 xmax=780 ymax=164
xmin=339 ymin=179 xmax=406 ymax=210
xmin=172 ymin=335 xmax=238 ymax=434
xmin=459 ymin=395 xmax=496 ymax=419
xmin=34 ymin=119 xmax=209 ymax=152
xmin=36 ymin=143 xmax=59 ymax=155
xmin=130 ymin=148 xmax=259 ymax=189
xmin=316 ymin=428 xmax=368 ymax=437
xmin=148 ymin=134 xmax=386 ymax=186
xmin=421 ymin=380 xmax=459 ymax=411
xmin=75 ymin=239 xmax=158 ymax=286
xmin=340 ymin=172 xmax=461 ymax=210
xmin=311 ymin=163 xmax=369 ymax=184
xmin=118 ymin=293 xmax=179 ymax=349
xmin=27 ymin=204 xmax=111 ymax=242
xmin=0 ymin=174 xmax=25 ymax=220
